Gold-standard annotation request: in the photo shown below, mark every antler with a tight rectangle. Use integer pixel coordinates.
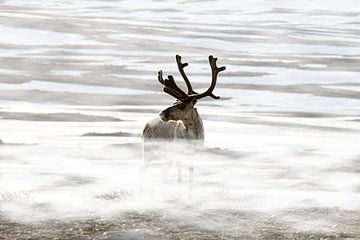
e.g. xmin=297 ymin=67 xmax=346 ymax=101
xmin=158 ymin=70 xmax=188 ymax=101
xmin=176 ymin=55 xmax=220 ymax=100
xmin=190 ymin=55 xmax=226 ymax=100
xmin=158 ymin=55 xmax=226 ymax=101
xmin=175 ymin=55 xmax=196 ymax=95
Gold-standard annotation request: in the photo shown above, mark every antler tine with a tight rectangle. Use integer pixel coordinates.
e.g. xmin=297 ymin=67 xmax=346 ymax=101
xmin=158 ymin=70 xmax=188 ymax=100
xmin=175 ymin=55 xmax=197 ymax=95
xmin=190 ymin=55 xmax=226 ymax=100
xmin=158 ymin=70 xmax=165 ymax=84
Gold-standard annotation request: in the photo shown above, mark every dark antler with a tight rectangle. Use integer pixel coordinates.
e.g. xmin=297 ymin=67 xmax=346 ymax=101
xmin=176 ymin=55 xmax=220 ymax=100
xmin=175 ymin=55 xmax=196 ymax=95
xmin=158 ymin=70 xmax=188 ymax=100
xmin=158 ymin=55 xmax=225 ymax=101
xmin=190 ymin=55 xmax=225 ymax=100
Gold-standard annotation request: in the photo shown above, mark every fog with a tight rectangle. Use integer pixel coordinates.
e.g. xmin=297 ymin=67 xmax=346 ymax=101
xmin=0 ymin=0 xmax=360 ymax=239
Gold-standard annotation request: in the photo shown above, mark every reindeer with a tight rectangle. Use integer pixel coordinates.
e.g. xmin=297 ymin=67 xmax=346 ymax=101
xmin=141 ymin=55 xmax=226 ymax=182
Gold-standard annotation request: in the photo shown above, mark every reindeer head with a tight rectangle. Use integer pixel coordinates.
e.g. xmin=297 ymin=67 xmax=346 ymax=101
xmin=158 ymin=55 xmax=226 ymax=123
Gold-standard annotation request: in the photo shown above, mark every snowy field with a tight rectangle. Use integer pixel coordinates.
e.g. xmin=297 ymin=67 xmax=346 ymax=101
xmin=0 ymin=0 xmax=360 ymax=239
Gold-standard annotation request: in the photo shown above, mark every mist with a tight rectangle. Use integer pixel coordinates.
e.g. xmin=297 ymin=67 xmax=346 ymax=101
xmin=1 ymin=0 xmax=360 ymax=239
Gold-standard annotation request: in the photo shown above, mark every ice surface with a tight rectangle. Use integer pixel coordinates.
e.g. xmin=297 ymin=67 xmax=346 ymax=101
xmin=0 ymin=0 xmax=360 ymax=238
xmin=0 ymin=26 xmax=102 ymax=46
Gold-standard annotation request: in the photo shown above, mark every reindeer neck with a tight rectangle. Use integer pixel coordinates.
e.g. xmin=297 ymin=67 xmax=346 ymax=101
xmin=181 ymin=108 xmax=204 ymax=140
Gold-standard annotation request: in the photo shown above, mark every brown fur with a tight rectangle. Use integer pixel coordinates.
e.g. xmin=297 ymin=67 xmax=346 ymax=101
xmin=142 ymin=103 xmax=204 ymax=142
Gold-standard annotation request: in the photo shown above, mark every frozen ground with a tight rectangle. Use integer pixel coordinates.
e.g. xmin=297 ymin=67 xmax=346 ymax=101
xmin=0 ymin=0 xmax=360 ymax=239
